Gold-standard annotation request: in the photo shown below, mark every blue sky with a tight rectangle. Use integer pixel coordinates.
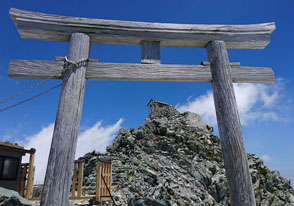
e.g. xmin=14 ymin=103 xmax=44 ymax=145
xmin=0 ymin=0 xmax=293 ymax=184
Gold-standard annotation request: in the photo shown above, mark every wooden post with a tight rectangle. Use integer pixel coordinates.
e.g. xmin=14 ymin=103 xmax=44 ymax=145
xmin=26 ymin=151 xmax=35 ymax=199
xmin=141 ymin=41 xmax=160 ymax=64
xmin=206 ymin=40 xmax=256 ymax=206
xmin=71 ymin=163 xmax=77 ymax=198
xmin=40 ymin=33 xmax=90 ymax=206
xmin=96 ymin=161 xmax=102 ymax=202
xmin=77 ymin=162 xmax=84 ymax=198
xmin=18 ymin=163 xmax=28 ymax=197
xmin=109 ymin=163 xmax=112 ymax=194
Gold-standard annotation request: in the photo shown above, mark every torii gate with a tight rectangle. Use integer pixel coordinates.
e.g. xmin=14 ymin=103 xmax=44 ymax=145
xmin=8 ymin=8 xmax=275 ymax=206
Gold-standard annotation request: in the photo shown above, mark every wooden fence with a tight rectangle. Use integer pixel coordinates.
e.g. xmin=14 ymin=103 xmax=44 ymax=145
xmin=19 ymin=159 xmax=112 ymax=202
xmin=70 ymin=160 xmax=85 ymax=199
xmin=96 ymin=158 xmax=112 ymax=202
xmin=18 ymin=151 xmax=35 ymax=199
xmin=18 ymin=163 xmax=35 ymax=199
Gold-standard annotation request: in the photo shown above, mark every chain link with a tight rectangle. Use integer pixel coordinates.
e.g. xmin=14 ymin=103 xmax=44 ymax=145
xmin=0 ymin=78 xmax=52 ymax=105
xmin=0 ymin=83 xmax=62 ymax=113
xmin=0 ymin=56 xmax=89 ymax=113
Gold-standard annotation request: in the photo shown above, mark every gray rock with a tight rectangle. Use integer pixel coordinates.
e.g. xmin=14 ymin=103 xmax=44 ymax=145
xmin=134 ymin=130 xmax=144 ymax=140
xmin=135 ymin=198 xmax=170 ymax=206
xmin=181 ymin=112 xmax=205 ymax=129
xmin=147 ymin=100 xmax=180 ymax=120
xmin=0 ymin=187 xmax=32 ymax=206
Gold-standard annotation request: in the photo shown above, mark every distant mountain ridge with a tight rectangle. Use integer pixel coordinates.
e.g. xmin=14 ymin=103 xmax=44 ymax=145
xmin=78 ymin=100 xmax=294 ymax=205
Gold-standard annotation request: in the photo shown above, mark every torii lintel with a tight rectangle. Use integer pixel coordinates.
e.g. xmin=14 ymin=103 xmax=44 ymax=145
xmin=10 ymin=8 xmax=275 ymax=49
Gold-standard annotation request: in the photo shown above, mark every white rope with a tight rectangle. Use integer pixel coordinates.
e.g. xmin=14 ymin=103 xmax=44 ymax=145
xmin=64 ymin=56 xmax=89 ymax=67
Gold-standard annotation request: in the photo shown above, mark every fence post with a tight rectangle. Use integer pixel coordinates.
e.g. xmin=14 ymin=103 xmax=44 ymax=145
xmin=72 ymin=162 xmax=78 ymax=198
xmin=77 ymin=161 xmax=84 ymax=198
xmin=96 ymin=161 xmax=102 ymax=202
xmin=25 ymin=151 xmax=35 ymax=199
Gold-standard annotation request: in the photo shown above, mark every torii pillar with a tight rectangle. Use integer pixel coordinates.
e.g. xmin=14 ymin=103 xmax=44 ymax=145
xmin=207 ymin=40 xmax=256 ymax=205
xmin=8 ymin=8 xmax=275 ymax=206
xmin=40 ymin=33 xmax=90 ymax=205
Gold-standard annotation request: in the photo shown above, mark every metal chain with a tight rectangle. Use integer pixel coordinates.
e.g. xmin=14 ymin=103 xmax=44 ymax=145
xmin=0 ymin=83 xmax=62 ymax=113
xmin=0 ymin=56 xmax=89 ymax=105
xmin=0 ymin=56 xmax=89 ymax=113
xmin=0 ymin=77 xmax=54 ymax=105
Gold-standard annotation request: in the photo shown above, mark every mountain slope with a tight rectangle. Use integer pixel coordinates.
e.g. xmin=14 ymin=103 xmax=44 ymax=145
xmin=80 ymin=100 xmax=294 ymax=206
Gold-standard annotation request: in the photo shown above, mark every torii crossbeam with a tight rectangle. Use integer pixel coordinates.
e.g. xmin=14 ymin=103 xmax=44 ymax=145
xmin=9 ymin=8 xmax=275 ymax=206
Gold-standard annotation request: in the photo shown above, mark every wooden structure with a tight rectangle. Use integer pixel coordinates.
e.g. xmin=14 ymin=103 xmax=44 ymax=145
xmin=70 ymin=159 xmax=112 ymax=202
xmin=8 ymin=8 xmax=275 ymax=206
xmin=26 ymin=159 xmax=112 ymax=202
xmin=18 ymin=162 xmax=36 ymax=199
xmin=96 ymin=158 xmax=112 ymax=202
xmin=71 ymin=160 xmax=85 ymax=199
xmin=0 ymin=141 xmax=35 ymax=198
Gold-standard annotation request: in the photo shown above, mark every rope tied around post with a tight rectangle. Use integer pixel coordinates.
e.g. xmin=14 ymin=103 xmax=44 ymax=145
xmin=0 ymin=56 xmax=93 ymax=113
xmin=63 ymin=56 xmax=89 ymax=67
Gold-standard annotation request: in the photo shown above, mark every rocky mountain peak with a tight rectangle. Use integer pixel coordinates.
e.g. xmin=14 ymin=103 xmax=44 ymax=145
xmin=78 ymin=100 xmax=294 ymax=206
xmin=147 ymin=99 xmax=207 ymax=131
xmin=147 ymin=99 xmax=180 ymax=120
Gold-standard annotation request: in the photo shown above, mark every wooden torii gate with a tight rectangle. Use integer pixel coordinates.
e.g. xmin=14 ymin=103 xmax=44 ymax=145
xmin=8 ymin=8 xmax=275 ymax=206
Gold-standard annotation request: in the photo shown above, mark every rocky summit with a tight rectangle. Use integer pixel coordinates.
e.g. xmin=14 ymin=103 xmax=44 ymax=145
xmin=78 ymin=100 xmax=294 ymax=206
xmin=1 ymin=100 xmax=293 ymax=206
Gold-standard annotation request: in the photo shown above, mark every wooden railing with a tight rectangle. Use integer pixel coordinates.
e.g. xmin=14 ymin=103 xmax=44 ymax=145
xmin=70 ymin=160 xmax=85 ymax=199
xmin=18 ymin=151 xmax=35 ymax=199
xmin=96 ymin=158 xmax=112 ymax=202
xmin=20 ymin=158 xmax=113 ymax=202
xmin=18 ymin=163 xmax=35 ymax=199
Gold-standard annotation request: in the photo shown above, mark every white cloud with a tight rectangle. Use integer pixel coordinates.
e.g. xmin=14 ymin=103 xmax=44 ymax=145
xmin=22 ymin=124 xmax=54 ymax=185
xmin=261 ymin=154 xmax=274 ymax=163
xmin=176 ymin=91 xmax=216 ymax=124
xmin=75 ymin=119 xmax=123 ymax=159
xmin=176 ymin=81 xmax=283 ymax=125
xmin=22 ymin=119 xmax=123 ymax=184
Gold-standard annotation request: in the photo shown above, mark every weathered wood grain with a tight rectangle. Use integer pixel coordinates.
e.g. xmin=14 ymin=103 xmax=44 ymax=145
xmin=207 ymin=40 xmax=256 ymax=206
xmin=40 ymin=33 xmax=90 ymax=206
xmin=18 ymin=164 xmax=27 ymax=197
xmin=9 ymin=8 xmax=275 ymax=49
xmin=201 ymin=61 xmax=240 ymax=66
xmin=25 ymin=152 xmax=35 ymax=199
xmin=96 ymin=162 xmax=102 ymax=202
xmin=9 ymin=60 xmax=274 ymax=83
xmin=77 ymin=162 xmax=84 ymax=198
xmin=141 ymin=41 xmax=161 ymax=64
xmin=71 ymin=163 xmax=78 ymax=198
xmin=9 ymin=60 xmax=64 ymax=79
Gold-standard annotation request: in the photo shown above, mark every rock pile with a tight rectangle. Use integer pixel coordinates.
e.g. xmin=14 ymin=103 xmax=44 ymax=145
xmin=75 ymin=100 xmax=294 ymax=205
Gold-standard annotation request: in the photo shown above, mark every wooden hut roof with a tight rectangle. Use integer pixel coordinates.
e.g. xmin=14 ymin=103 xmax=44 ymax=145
xmin=0 ymin=141 xmax=35 ymax=154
